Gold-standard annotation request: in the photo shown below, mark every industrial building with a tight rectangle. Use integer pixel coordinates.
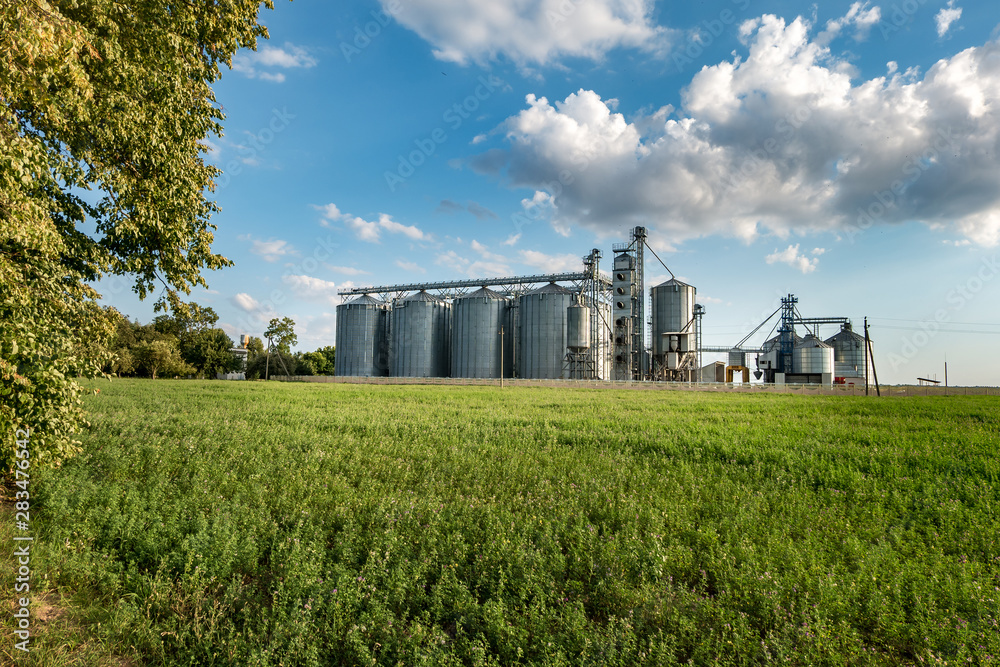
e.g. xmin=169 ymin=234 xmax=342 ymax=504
xmin=334 ymin=227 xmax=868 ymax=386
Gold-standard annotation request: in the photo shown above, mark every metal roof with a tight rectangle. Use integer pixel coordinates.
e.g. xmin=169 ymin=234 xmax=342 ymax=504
xmin=456 ymin=286 xmax=505 ymax=300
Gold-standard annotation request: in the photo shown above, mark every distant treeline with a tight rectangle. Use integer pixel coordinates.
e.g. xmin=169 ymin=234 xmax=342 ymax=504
xmin=93 ymin=304 xmax=334 ymax=379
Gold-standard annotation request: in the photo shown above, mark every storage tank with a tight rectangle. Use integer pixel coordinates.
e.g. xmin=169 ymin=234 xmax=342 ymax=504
xmin=518 ymin=283 xmax=574 ymax=379
xmin=792 ymin=335 xmax=835 ymax=374
xmin=335 ymin=295 xmax=389 ymax=376
xmin=567 ymin=301 xmax=591 ymax=352
xmin=651 ymin=279 xmax=696 ymax=357
xmin=390 ymin=291 xmax=452 ymax=377
xmin=824 ymin=323 xmax=865 ymax=378
xmin=451 ymin=287 xmax=510 ymax=378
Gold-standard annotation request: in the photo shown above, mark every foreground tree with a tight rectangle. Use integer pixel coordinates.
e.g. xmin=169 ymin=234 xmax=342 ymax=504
xmin=181 ymin=328 xmax=240 ymax=378
xmin=264 ymin=317 xmax=297 ymax=355
xmin=133 ymin=339 xmax=194 ymax=380
xmin=1 ymin=0 xmax=275 ymax=470
xmin=245 ymin=335 xmax=265 ymax=360
xmin=315 ymin=345 xmax=336 ymax=375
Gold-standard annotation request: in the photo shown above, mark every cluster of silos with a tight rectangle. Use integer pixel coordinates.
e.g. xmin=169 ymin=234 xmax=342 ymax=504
xmin=651 ymin=278 xmax=697 ymax=375
xmin=336 ymin=282 xmax=612 ymax=380
xmin=824 ymin=323 xmax=866 ymax=380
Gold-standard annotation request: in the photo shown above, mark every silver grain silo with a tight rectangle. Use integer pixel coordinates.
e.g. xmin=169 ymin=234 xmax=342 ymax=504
xmin=390 ymin=291 xmax=452 ymax=378
xmin=518 ymin=283 xmax=573 ymax=379
xmin=824 ymin=323 xmax=865 ymax=379
xmin=792 ymin=335 xmax=835 ymax=375
xmin=566 ymin=301 xmax=591 ymax=352
xmin=451 ymin=287 xmax=510 ymax=378
xmin=651 ymin=279 xmax=696 ymax=357
xmin=335 ymin=295 xmax=389 ymax=376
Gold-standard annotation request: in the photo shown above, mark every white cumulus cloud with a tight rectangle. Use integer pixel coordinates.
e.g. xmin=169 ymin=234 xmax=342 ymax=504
xmin=283 ymin=274 xmax=340 ymax=306
xmin=396 ymin=259 xmax=426 ymax=273
xmin=325 ymin=265 xmax=370 ymax=276
xmin=469 ymin=15 xmax=1000 ymax=247
xmin=820 ymin=2 xmax=881 ymax=42
xmin=936 ymin=1 xmax=962 ymax=38
xmin=379 ymin=0 xmax=670 ymax=67
xmin=766 ymin=244 xmax=820 ymax=273
xmin=517 ymin=249 xmax=584 ymax=273
xmin=240 ymin=235 xmax=296 ymax=262
xmin=319 ymin=204 xmax=428 ymax=243
xmin=231 ymin=43 xmax=317 ymax=82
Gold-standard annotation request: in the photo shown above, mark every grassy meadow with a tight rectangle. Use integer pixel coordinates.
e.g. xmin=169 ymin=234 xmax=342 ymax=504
xmin=3 ymin=379 xmax=998 ymax=665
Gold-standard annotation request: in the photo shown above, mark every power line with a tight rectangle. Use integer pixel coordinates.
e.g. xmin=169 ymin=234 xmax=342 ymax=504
xmin=876 ymin=325 xmax=1000 ymax=335
xmin=871 ymin=317 xmax=1000 ymax=327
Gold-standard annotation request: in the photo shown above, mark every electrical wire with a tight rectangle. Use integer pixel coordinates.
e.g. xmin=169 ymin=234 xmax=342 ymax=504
xmin=871 ymin=317 xmax=1000 ymax=327
xmin=874 ymin=325 xmax=1000 ymax=335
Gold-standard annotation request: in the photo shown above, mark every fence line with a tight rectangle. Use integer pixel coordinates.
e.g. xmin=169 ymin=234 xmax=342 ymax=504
xmin=269 ymin=376 xmax=999 ymax=397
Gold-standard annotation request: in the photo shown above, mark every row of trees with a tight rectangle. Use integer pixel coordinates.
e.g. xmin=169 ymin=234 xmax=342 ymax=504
xmin=95 ymin=303 xmax=248 ymax=379
xmin=91 ymin=309 xmax=337 ymax=380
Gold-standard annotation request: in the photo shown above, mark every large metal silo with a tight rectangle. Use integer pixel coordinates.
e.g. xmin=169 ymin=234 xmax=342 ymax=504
xmin=651 ymin=279 xmax=696 ymax=357
xmin=566 ymin=302 xmax=591 ymax=352
xmin=518 ymin=283 xmax=574 ymax=379
xmin=390 ymin=291 xmax=452 ymax=378
xmin=451 ymin=287 xmax=510 ymax=378
xmin=335 ymin=295 xmax=389 ymax=376
xmin=792 ymin=335 xmax=834 ymax=375
xmin=824 ymin=323 xmax=865 ymax=378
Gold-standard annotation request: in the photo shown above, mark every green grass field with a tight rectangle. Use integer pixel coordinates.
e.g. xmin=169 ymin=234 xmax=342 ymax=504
xmin=4 ymin=379 xmax=999 ymax=665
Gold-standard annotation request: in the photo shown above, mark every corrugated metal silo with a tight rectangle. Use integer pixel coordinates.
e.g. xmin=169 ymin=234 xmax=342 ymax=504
xmin=824 ymin=323 xmax=865 ymax=378
xmin=651 ymin=279 xmax=696 ymax=357
xmin=451 ymin=287 xmax=510 ymax=378
xmin=518 ymin=283 xmax=573 ymax=379
xmin=335 ymin=295 xmax=389 ymax=376
xmin=792 ymin=335 xmax=834 ymax=374
xmin=566 ymin=302 xmax=591 ymax=351
xmin=390 ymin=291 xmax=452 ymax=377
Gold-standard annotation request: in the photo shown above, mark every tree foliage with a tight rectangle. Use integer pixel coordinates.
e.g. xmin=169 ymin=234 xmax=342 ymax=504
xmin=1 ymin=0 xmax=275 ymax=471
xmin=264 ymin=317 xmax=297 ymax=355
xmin=245 ymin=335 xmax=265 ymax=359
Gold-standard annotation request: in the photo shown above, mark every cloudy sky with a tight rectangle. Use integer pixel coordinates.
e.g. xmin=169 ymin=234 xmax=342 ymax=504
xmin=98 ymin=0 xmax=1000 ymax=385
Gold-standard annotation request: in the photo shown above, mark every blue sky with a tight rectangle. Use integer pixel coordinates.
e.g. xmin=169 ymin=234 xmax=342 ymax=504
xmin=98 ymin=0 xmax=1000 ymax=385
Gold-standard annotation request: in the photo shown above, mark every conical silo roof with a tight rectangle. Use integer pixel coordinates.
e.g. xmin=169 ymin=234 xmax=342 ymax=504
xmin=525 ymin=282 xmax=574 ymax=296
xmin=796 ymin=334 xmax=832 ymax=349
xmin=456 ymin=287 xmax=504 ymax=300
xmin=344 ymin=294 xmax=384 ymax=306
xmin=403 ymin=290 xmax=446 ymax=303
xmin=654 ymin=277 xmax=694 ymax=289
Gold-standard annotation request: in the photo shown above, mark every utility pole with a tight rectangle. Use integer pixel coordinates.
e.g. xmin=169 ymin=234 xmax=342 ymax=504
xmin=864 ymin=318 xmax=880 ymax=397
xmin=864 ymin=317 xmax=870 ymax=397
xmin=265 ymin=336 xmax=271 ymax=381
xmin=500 ymin=326 xmax=504 ymax=388
xmin=945 ymin=360 xmax=949 ymax=395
